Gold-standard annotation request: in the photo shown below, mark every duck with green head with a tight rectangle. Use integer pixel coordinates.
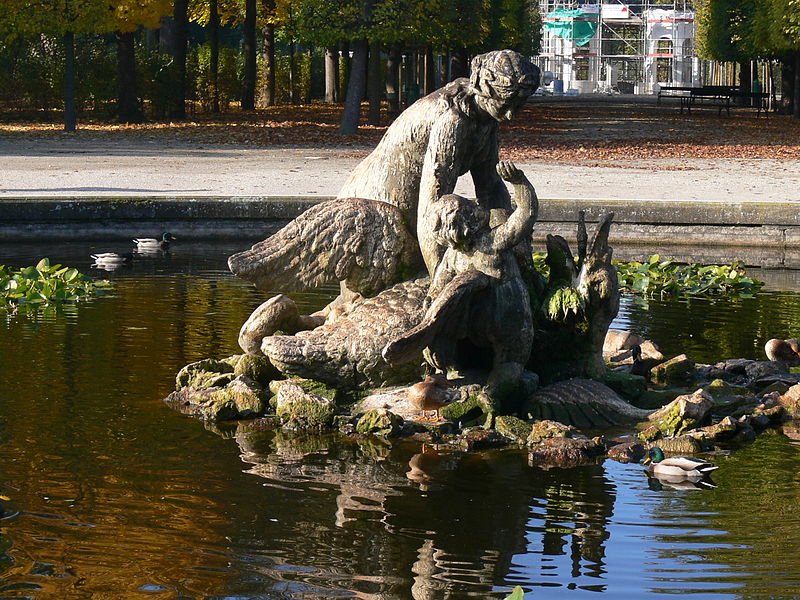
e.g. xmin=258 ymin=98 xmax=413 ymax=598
xmin=133 ymin=232 xmax=176 ymax=252
xmin=643 ymin=446 xmax=718 ymax=480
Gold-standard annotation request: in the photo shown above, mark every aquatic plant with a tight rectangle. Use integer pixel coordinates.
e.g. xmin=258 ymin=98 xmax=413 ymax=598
xmin=615 ymin=254 xmax=763 ymax=298
xmin=533 ymin=253 xmax=763 ymax=298
xmin=0 ymin=258 xmax=112 ymax=309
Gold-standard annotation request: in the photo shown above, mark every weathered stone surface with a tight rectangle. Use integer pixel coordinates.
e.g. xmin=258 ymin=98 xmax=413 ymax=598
xmin=686 ymin=416 xmax=738 ymax=444
xmin=528 ymin=436 xmax=604 ymax=468
xmin=646 ymin=435 xmax=703 ymax=454
xmin=524 ymin=378 xmax=651 ymax=428
xmin=355 ymin=409 xmax=404 ymax=437
xmin=238 ymin=295 xmax=325 ymax=355
xmin=274 ymin=380 xmax=337 ymax=430
xmin=602 ymin=371 xmax=646 ymax=401
xmin=440 ymin=388 xmax=493 ymax=426
xmin=262 ymin=279 xmax=428 ymax=389
xmin=650 ymin=354 xmax=695 ymax=385
xmin=647 ymin=388 xmax=712 ymax=437
xmin=778 ymin=383 xmax=800 ymax=418
xmin=175 ymin=358 xmax=234 ymax=390
xmin=705 ymin=378 xmax=751 ymax=398
xmin=459 ymin=429 xmax=511 ymax=451
xmin=607 ymin=440 xmax=645 ymax=462
xmin=527 ymin=420 xmax=578 ymax=444
xmin=233 ymin=353 xmax=281 ymax=386
xmin=495 ymin=415 xmax=533 ymax=443
xmin=357 ymin=386 xmax=433 ymax=421
xmin=165 ymin=375 xmax=266 ymax=422
xmin=603 ymin=330 xmax=644 ymax=355
xmin=748 ymin=373 xmax=800 ymax=394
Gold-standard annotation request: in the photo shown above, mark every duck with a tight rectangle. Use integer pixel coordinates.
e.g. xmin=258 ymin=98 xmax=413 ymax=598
xmin=90 ymin=252 xmax=133 ymax=266
xmin=642 ymin=446 xmax=718 ymax=480
xmin=629 ymin=344 xmax=651 ymax=379
xmin=133 ymin=232 xmax=176 ymax=252
xmin=407 ymin=373 xmax=456 ymax=421
xmin=764 ymin=338 xmax=800 ymax=366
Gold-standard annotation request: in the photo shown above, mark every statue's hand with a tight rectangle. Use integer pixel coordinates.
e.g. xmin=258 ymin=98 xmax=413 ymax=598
xmin=496 ymin=161 xmax=527 ymax=185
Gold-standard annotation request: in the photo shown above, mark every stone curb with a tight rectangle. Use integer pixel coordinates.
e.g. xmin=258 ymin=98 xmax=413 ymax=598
xmin=2 ymin=195 xmax=799 ymax=248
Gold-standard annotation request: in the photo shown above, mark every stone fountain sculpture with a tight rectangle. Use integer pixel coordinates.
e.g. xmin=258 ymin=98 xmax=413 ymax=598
xmin=228 ymin=50 xmax=620 ymax=411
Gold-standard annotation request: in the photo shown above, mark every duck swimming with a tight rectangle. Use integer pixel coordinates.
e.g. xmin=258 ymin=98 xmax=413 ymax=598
xmin=407 ymin=373 xmax=456 ymax=421
xmin=90 ymin=252 xmax=133 ymax=266
xmin=642 ymin=446 xmax=718 ymax=480
xmin=133 ymin=232 xmax=176 ymax=251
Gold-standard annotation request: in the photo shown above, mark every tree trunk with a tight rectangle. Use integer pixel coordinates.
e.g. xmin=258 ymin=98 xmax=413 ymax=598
xmin=341 ymin=40 xmax=351 ymax=96
xmin=170 ymin=0 xmax=188 ymax=119
xmin=209 ymin=0 xmax=220 ymax=112
xmin=423 ymin=44 xmax=436 ymax=95
xmin=304 ymin=46 xmax=313 ymax=104
xmin=339 ymin=38 xmax=368 ymax=134
xmin=289 ymin=42 xmax=298 ymax=104
xmin=325 ymin=46 xmax=339 ymax=102
xmin=262 ymin=24 xmax=276 ymax=106
xmin=781 ymin=59 xmax=794 ymax=115
xmin=385 ymin=42 xmax=401 ymax=120
xmin=241 ymin=0 xmax=256 ymax=110
xmin=450 ymin=46 xmax=469 ymax=80
xmin=737 ymin=60 xmax=751 ymax=107
xmin=367 ymin=40 xmax=382 ymax=125
xmin=63 ymin=30 xmax=76 ymax=132
xmin=794 ymin=52 xmax=800 ymax=118
xmin=116 ymin=30 xmax=143 ymax=123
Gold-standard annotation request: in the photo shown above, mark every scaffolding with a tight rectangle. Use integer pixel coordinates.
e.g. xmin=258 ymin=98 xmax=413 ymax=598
xmin=537 ymin=1 xmax=697 ymax=94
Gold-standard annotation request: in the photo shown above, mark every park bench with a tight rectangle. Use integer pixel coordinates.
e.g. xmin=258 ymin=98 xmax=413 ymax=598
xmin=658 ymin=85 xmax=769 ymax=116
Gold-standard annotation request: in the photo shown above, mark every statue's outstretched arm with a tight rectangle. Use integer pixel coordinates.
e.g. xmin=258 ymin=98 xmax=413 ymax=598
xmin=492 ymin=161 xmax=538 ymax=251
xmin=470 ymin=127 xmax=511 ymax=211
xmin=417 ymin=114 xmax=472 ymax=273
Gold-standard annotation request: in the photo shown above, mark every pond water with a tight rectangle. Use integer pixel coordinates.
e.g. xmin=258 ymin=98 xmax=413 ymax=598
xmin=2 ymin=240 xmax=800 ymax=600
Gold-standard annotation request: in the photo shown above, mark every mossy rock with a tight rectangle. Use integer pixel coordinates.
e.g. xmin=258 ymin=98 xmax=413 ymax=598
xmin=603 ymin=370 xmax=646 ymax=400
xmin=271 ymin=378 xmax=339 ymax=402
xmin=175 ymin=358 xmax=234 ymax=390
xmin=527 ymin=420 xmax=577 ymax=445
xmin=234 ymin=354 xmax=281 ymax=387
xmin=650 ymin=354 xmax=695 ymax=386
xmin=440 ymin=391 xmax=493 ymax=427
xmin=645 ymin=435 xmax=703 ymax=454
xmin=635 ymin=388 xmax=688 ymax=410
xmin=705 ymin=378 xmax=751 ymax=398
xmin=355 ymin=409 xmax=404 ymax=437
xmin=495 ymin=415 xmax=533 ymax=443
xmin=207 ymin=376 xmax=266 ymax=421
xmin=275 ymin=381 xmax=337 ymax=430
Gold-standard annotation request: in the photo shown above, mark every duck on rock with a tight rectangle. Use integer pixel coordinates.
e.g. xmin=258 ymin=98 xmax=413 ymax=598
xmin=764 ymin=338 xmax=800 ymax=366
xmin=407 ymin=373 xmax=456 ymax=421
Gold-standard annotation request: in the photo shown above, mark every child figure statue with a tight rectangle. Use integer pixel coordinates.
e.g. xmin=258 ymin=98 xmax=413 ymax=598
xmin=383 ymin=161 xmax=538 ymax=393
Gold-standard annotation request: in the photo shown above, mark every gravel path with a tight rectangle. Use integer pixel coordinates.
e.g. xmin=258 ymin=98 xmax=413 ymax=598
xmin=1 ymin=137 xmax=798 ymax=202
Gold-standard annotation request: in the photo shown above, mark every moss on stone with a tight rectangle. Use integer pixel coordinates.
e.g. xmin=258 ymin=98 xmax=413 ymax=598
xmin=175 ymin=358 xmax=235 ymax=390
xmin=441 ymin=392 xmax=493 ymax=426
xmin=705 ymin=378 xmax=751 ymax=398
xmin=207 ymin=376 xmax=266 ymax=420
xmin=495 ymin=415 xmax=533 ymax=443
xmin=275 ymin=381 xmax=337 ymax=430
xmin=602 ymin=370 xmax=646 ymax=401
xmin=355 ymin=409 xmax=404 ymax=437
xmin=234 ymin=354 xmax=281 ymax=387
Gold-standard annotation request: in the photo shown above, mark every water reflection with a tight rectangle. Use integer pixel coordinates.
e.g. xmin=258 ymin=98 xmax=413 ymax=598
xmin=1 ymin=240 xmax=800 ymax=599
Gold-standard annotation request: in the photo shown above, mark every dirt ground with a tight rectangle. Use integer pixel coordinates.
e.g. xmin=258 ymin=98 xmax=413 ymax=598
xmin=1 ymin=97 xmax=799 ymax=200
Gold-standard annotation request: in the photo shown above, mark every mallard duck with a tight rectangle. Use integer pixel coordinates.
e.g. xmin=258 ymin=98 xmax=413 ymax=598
xmin=407 ymin=373 xmax=455 ymax=421
xmin=133 ymin=232 xmax=176 ymax=251
xmin=629 ymin=344 xmax=651 ymax=379
xmin=642 ymin=446 xmax=718 ymax=480
xmin=90 ymin=252 xmax=133 ymax=266
xmin=764 ymin=338 xmax=800 ymax=366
